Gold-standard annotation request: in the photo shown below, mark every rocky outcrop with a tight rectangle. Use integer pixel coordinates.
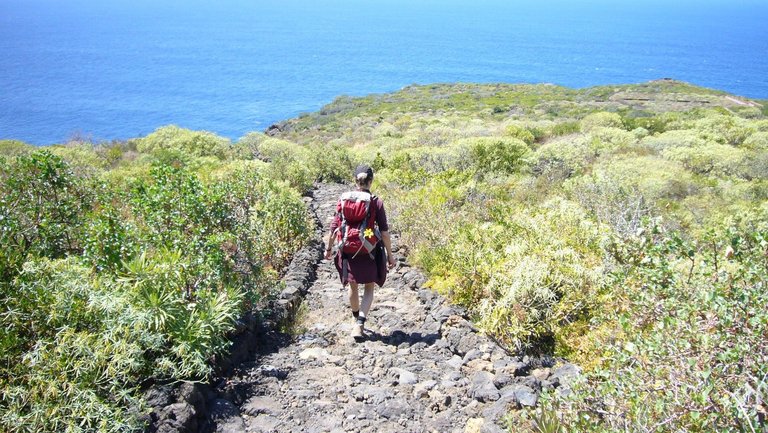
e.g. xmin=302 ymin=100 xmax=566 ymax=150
xmin=146 ymin=183 xmax=580 ymax=433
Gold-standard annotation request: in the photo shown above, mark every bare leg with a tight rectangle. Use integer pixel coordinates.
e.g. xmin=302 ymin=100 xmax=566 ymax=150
xmin=359 ymin=283 xmax=375 ymax=319
xmin=348 ymin=282 xmax=364 ymax=340
xmin=360 ymin=283 xmax=374 ymax=320
xmin=348 ymin=282 xmax=360 ymax=313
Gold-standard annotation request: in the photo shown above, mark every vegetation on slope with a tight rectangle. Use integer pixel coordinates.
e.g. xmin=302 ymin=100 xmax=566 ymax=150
xmin=2 ymin=80 xmax=766 ymax=432
xmin=270 ymin=80 xmax=768 ymax=432
xmin=0 ymin=129 xmax=325 ymax=431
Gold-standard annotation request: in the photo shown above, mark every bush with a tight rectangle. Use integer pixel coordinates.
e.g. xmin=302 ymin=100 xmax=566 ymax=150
xmin=587 ymin=126 xmax=636 ymax=152
xmin=0 ymin=151 xmax=93 ymax=278
xmin=595 ymin=156 xmax=694 ymax=201
xmin=1 ymin=258 xmax=145 ymax=432
xmin=630 ymin=127 xmax=650 ymax=140
xmin=504 ymin=124 xmax=536 ymax=145
xmin=0 ymin=153 xmax=311 ymax=431
xmin=477 ymin=198 xmax=605 ymax=352
xmin=49 ymin=142 xmax=108 ymax=173
xmin=742 ymin=131 xmax=768 ymax=150
xmin=621 ymin=114 xmax=669 ymax=134
xmin=537 ymin=217 xmax=768 ymax=432
xmin=662 ymin=143 xmax=747 ymax=177
xmin=467 ymin=137 xmax=530 ymax=176
xmin=134 ymin=125 xmax=230 ymax=158
xmin=237 ymin=136 xmax=329 ymax=191
xmin=83 ymin=200 xmax=138 ymax=272
xmin=0 ymin=250 xmax=247 ymax=432
xmin=755 ymin=119 xmax=768 ymax=132
xmin=548 ymin=121 xmax=581 ymax=137
xmin=530 ymin=135 xmax=594 ymax=180
xmin=247 ymin=136 xmax=305 ymax=162
xmin=248 ymin=179 xmax=312 ymax=270
xmin=391 ymin=177 xmax=470 ymax=276
xmin=416 ymin=220 xmax=502 ymax=307
xmin=306 ymin=142 xmax=353 ymax=183
xmin=380 ymin=145 xmax=470 ymax=187
xmin=97 ymin=160 xmax=154 ymax=191
xmin=567 ymin=156 xmax=694 ymax=235
xmin=640 ymin=129 xmax=709 ymax=151
xmin=580 ymin=111 xmax=623 ymax=131
xmin=130 ymin=165 xmax=214 ymax=247
xmin=231 ymin=132 xmax=267 ymax=160
xmin=693 ymin=113 xmax=754 ymax=146
xmin=0 ymin=140 xmax=33 ymax=158
xmin=741 ymin=152 xmax=768 ymax=181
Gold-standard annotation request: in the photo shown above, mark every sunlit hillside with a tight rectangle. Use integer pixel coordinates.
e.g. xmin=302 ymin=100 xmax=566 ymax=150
xmin=1 ymin=80 xmax=766 ymax=432
xmin=269 ymin=80 xmax=768 ymax=432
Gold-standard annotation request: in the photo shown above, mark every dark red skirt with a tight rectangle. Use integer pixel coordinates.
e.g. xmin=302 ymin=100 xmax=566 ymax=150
xmin=334 ymin=244 xmax=387 ymax=287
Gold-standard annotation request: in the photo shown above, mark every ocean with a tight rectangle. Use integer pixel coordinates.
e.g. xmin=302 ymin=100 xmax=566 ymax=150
xmin=1 ymin=0 xmax=767 ymax=145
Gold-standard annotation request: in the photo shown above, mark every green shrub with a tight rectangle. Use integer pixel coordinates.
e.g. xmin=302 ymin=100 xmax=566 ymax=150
xmin=587 ymin=126 xmax=636 ymax=152
xmin=98 ymin=141 xmax=128 ymax=166
xmin=592 ymin=156 xmax=694 ymax=201
xmin=568 ymin=179 xmax=650 ymax=237
xmin=662 ymin=143 xmax=747 ymax=177
xmin=1 ymin=258 xmax=145 ymax=432
xmin=0 ymin=151 xmax=92 ymax=278
xmin=740 ymin=152 xmax=768 ymax=181
xmin=97 ymin=160 xmax=153 ymax=191
xmin=379 ymin=145 xmax=471 ymax=188
xmin=630 ymin=127 xmax=650 ymax=140
xmin=306 ymin=142 xmax=353 ymax=183
xmin=206 ymin=159 xmax=269 ymax=182
xmin=237 ymin=136 xmax=321 ymax=190
xmin=742 ymin=131 xmax=768 ymax=150
xmin=467 ymin=137 xmax=530 ymax=176
xmin=538 ymin=217 xmax=768 ymax=432
xmin=232 ymin=132 xmax=267 ymax=160
xmin=530 ymin=135 xmax=594 ymax=180
xmin=640 ymin=129 xmax=708 ymax=150
xmin=1 ymin=247 xmax=252 ymax=431
xmin=248 ymin=136 xmax=306 ymax=162
xmin=83 ymin=200 xmax=138 ymax=272
xmin=548 ymin=121 xmax=581 ymax=137
xmin=755 ymin=119 xmax=768 ymax=132
xmin=130 ymin=165 xmax=213 ymax=247
xmin=580 ymin=111 xmax=623 ymax=131
xmin=477 ymin=198 xmax=605 ymax=352
xmin=134 ymin=125 xmax=230 ymax=158
xmin=693 ymin=113 xmax=754 ymax=146
xmin=735 ymin=106 xmax=763 ymax=119
xmin=248 ymin=180 xmax=312 ymax=270
xmin=49 ymin=142 xmax=108 ymax=173
xmin=393 ymin=178 xmax=467 ymax=264
xmin=0 ymin=140 xmax=33 ymax=158
xmin=566 ymin=156 xmax=694 ymax=236
xmin=0 ymin=151 xmax=311 ymax=431
xmin=621 ymin=114 xmax=669 ymax=134
xmin=375 ymin=122 xmax=402 ymax=138
xmin=504 ymin=123 xmax=536 ymax=145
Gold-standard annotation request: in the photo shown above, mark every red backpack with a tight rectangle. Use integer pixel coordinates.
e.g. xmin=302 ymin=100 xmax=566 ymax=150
xmin=334 ymin=191 xmax=381 ymax=258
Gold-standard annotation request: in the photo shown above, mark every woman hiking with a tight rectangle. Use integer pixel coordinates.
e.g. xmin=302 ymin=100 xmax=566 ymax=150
xmin=325 ymin=165 xmax=396 ymax=341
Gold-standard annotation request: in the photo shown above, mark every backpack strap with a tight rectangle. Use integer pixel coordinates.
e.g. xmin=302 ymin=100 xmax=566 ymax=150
xmin=366 ymin=195 xmax=378 ymax=227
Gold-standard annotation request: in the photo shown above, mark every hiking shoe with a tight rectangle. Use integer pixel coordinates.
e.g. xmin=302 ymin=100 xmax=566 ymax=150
xmin=351 ymin=323 xmax=364 ymax=341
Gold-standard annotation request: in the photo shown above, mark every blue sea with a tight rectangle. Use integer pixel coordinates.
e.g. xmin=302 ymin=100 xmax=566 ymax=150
xmin=1 ymin=0 xmax=767 ymax=145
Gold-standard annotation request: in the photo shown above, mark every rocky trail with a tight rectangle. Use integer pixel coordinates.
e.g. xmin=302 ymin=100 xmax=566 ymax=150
xmin=148 ymin=183 xmax=580 ymax=433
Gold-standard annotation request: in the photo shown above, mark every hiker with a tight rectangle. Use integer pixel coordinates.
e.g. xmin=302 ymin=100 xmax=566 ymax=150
xmin=325 ymin=165 xmax=396 ymax=340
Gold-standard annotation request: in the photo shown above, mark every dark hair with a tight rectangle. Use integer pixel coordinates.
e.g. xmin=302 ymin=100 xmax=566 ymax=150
xmin=354 ymin=165 xmax=374 ymax=186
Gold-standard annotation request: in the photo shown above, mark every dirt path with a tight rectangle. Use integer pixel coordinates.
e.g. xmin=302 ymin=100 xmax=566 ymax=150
xmin=150 ymin=183 xmax=580 ymax=433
